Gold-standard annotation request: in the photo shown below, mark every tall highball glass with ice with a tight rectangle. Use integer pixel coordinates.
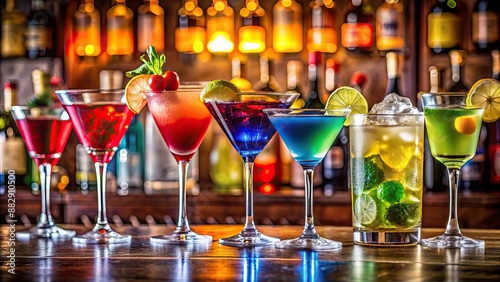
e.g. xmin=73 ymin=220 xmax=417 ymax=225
xmin=350 ymin=94 xmax=424 ymax=246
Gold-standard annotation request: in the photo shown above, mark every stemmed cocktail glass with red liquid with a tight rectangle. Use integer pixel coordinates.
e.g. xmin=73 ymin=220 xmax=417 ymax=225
xmin=57 ymin=89 xmax=135 ymax=244
xmin=11 ymin=106 xmax=75 ymax=238
xmin=146 ymin=87 xmax=213 ymax=244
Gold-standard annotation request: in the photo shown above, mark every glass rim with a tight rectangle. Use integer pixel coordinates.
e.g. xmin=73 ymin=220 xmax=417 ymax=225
xmin=238 ymin=91 xmax=299 ymax=96
xmin=262 ymin=108 xmax=351 ymax=113
xmin=420 ymin=92 xmax=468 ymax=97
xmin=55 ymin=89 xmax=125 ymax=95
xmin=349 ymin=112 xmax=423 ymax=117
xmin=10 ymin=105 xmax=65 ymax=110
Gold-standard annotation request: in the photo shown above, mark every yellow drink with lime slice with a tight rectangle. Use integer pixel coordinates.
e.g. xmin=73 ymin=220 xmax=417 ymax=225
xmin=349 ymin=113 xmax=424 ymax=246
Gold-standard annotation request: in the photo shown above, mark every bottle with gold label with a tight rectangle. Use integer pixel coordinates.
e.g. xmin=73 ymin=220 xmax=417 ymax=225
xmin=427 ymin=0 xmax=463 ymax=54
xmin=1 ymin=0 xmax=25 ymax=58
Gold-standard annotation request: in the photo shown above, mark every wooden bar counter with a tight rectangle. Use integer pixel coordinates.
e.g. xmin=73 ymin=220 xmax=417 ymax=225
xmin=1 ymin=225 xmax=499 ymax=281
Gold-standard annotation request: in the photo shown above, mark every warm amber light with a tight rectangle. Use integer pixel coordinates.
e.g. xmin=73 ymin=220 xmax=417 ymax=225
xmin=273 ymin=0 xmax=303 ymax=53
xmin=307 ymin=27 xmax=338 ymax=53
xmin=175 ymin=27 xmax=205 ymax=53
xmin=238 ymin=26 xmax=266 ymax=53
xmin=207 ymin=2 xmax=234 ymax=54
xmin=74 ymin=2 xmax=101 ymax=56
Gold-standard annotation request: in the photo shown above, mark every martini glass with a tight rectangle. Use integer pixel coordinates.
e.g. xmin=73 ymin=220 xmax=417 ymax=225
xmin=421 ymin=93 xmax=485 ymax=248
xmin=57 ymin=89 xmax=135 ymax=244
xmin=11 ymin=106 xmax=75 ymax=238
xmin=264 ymin=108 xmax=350 ymax=250
xmin=146 ymin=88 xmax=213 ymax=244
xmin=204 ymin=92 xmax=298 ymax=247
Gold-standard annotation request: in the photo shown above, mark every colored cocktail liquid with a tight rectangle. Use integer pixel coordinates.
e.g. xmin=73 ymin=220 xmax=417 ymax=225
xmin=424 ymin=107 xmax=483 ymax=168
xmin=63 ymin=102 xmax=134 ymax=163
xmin=350 ymin=114 xmax=424 ymax=246
xmin=148 ymin=91 xmax=212 ymax=162
xmin=16 ymin=116 xmax=72 ymax=166
xmin=205 ymin=100 xmax=290 ymax=158
xmin=267 ymin=115 xmax=345 ymax=167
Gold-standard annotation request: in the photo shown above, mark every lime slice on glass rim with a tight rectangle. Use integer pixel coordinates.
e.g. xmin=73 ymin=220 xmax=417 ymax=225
xmin=466 ymin=78 xmax=500 ymax=123
xmin=200 ymin=80 xmax=241 ymax=102
xmin=325 ymin=86 xmax=368 ymax=126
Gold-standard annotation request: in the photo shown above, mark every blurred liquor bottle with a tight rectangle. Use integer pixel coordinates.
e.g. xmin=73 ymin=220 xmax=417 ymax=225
xmin=290 ymin=52 xmax=323 ymax=189
xmin=206 ymin=0 xmax=235 ymax=54
xmin=322 ymin=59 xmax=349 ymax=196
xmin=341 ymin=0 xmax=374 ymax=55
xmin=472 ymin=0 xmax=500 ymax=53
xmin=137 ymin=0 xmax=164 ymax=53
xmin=209 ymin=124 xmax=243 ymax=192
xmin=176 ymin=0 xmax=205 ymax=54
xmin=209 ymin=56 xmax=245 ymax=192
xmin=254 ymin=56 xmax=280 ymax=185
xmin=446 ymin=51 xmax=486 ymax=191
xmin=74 ymin=0 xmax=101 ymax=57
xmin=307 ymin=0 xmax=337 ymax=53
xmin=280 ymin=60 xmax=304 ymax=186
xmin=448 ymin=50 xmax=468 ymax=92
xmin=427 ymin=0 xmax=463 ymax=55
xmin=273 ymin=0 xmax=303 ymax=53
xmin=1 ymin=0 xmax=25 ymax=58
xmin=107 ymin=0 xmax=134 ymax=56
xmin=26 ymin=0 xmax=56 ymax=59
xmin=384 ymin=52 xmax=403 ymax=96
xmin=376 ymin=0 xmax=405 ymax=54
xmin=0 ymin=81 xmax=30 ymax=191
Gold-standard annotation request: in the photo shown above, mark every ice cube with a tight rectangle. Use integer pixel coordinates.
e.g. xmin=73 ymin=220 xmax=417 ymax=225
xmin=368 ymin=94 xmax=420 ymax=125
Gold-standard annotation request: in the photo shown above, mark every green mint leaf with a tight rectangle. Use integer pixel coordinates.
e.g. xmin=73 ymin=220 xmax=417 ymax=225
xmin=126 ymin=45 xmax=166 ymax=77
xmin=125 ymin=64 xmax=153 ymax=77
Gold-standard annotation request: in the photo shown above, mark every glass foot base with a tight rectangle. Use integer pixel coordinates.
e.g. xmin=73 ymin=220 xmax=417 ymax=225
xmin=150 ymin=229 xmax=212 ymax=245
xmin=219 ymin=231 xmax=279 ymax=247
xmin=72 ymin=226 xmax=131 ymax=244
xmin=420 ymin=234 xmax=485 ymax=248
xmin=353 ymin=228 xmax=420 ymax=246
xmin=18 ymin=223 xmax=76 ymax=239
xmin=275 ymin=236 xmax=342 ymax=251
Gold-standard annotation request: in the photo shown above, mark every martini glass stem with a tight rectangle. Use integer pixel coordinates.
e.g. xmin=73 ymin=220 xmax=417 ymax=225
xmin=94 ymin=162 xmax=111 ymax=230
xmin=444 ymin=167 xmax=462 ymax=237
xmin=301 ymin=167 xmax=318 ymax=238
xmin=38 ymin=163 xmax=54 ymax=226
xmin=177 ymin=160 xmax=191 ymax=231
xmin=243 ymin=160 xmax=257 ymax=234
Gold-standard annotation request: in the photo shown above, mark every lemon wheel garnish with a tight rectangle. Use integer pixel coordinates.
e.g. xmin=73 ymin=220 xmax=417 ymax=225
xmin=466 ymin=78 xmax=500 ymax=123
xmin=325 ymin=86 xmax=368 ymax=125
xmin=200 ymin=80 xmax=241 ymax=102
xmin=125 ymin=74 xmax=151 ymax=114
